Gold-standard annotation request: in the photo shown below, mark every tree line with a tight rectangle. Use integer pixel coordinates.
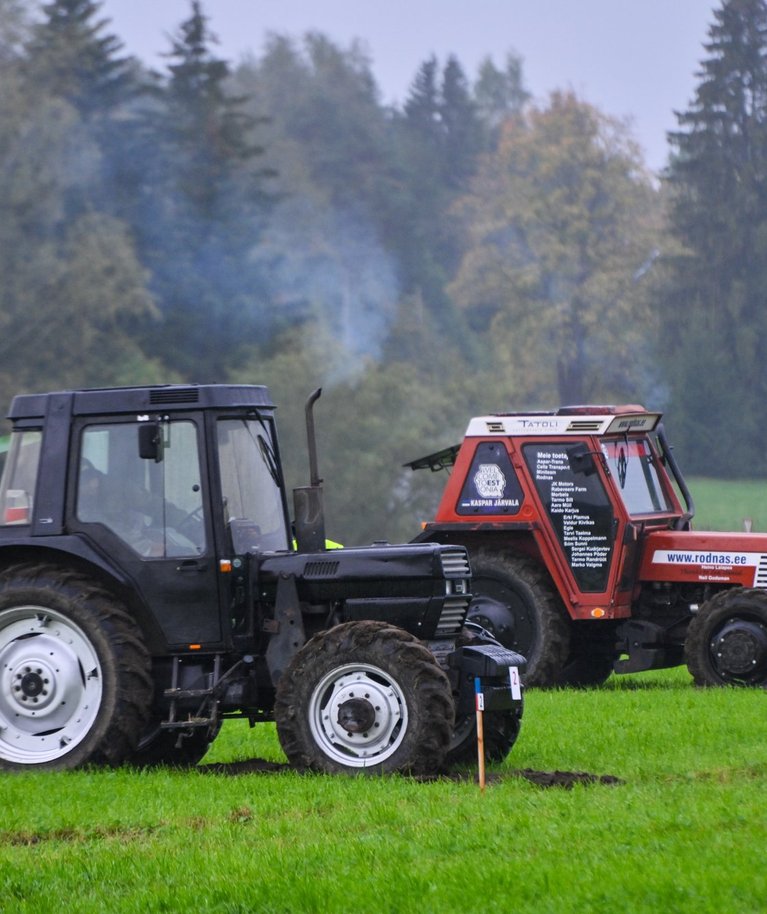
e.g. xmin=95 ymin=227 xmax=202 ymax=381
xmin=1 ymin=0 xmax=766 ymax=543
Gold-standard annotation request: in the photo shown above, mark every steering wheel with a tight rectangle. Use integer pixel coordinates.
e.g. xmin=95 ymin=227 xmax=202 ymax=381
xmin=176 ymin=505 xmax=204 ymax=544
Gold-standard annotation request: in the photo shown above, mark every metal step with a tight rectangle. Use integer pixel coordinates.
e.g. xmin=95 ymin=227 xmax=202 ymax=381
xmin=163 ymin=687 xmax=214 ymax=700
xmin=160 ymin=717 xmax=215 ymax=730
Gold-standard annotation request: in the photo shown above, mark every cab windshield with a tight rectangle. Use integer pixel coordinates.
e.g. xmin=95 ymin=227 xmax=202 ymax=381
xmin=217 ymin=418 xmax=289 ymax=553
xmin=601 ymin=437 xmax=675 ymax=516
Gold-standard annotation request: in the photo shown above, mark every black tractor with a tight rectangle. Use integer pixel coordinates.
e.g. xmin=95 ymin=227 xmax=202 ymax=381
xmin=0 ymin=384 xmax=524 ymax=774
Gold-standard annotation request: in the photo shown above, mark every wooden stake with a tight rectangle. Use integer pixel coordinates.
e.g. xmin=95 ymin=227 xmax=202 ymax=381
xmin=475 ymin=677 xmax=486 ymax=792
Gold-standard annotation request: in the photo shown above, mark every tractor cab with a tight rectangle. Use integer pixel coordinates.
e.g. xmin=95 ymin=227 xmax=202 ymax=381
xmin=0 ymin=385 xmax=291 ymax=650
xmin=411 ymin=405 xmax=693 ymax=622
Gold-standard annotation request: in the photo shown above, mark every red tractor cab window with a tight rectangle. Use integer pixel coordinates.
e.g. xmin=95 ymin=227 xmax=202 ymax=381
xmin=601 ymin=437 xmax=675 ymax=516
xmin=455 ymin=440 xmax=524 ymax=516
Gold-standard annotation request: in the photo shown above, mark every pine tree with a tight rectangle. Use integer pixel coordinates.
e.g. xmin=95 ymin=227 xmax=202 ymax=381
xmin=661 ymin=0 xmax=767 ymax=475
xmin=23 ymin=0 xmax=136 ymax=118
xmin=161 ymin=0 xmax=266 ymax=217
xmin=474 ymin=52 xmax=530 ymax=131
xmin=395 ymin=55 xmax=487 ymax=317
xmin=440 ymin=55 xmax=483 ymax=187
xmin=403 ymin=56 xmax=442 ymax=144
xmin=136 ymin=1 xmax=274 ymax=378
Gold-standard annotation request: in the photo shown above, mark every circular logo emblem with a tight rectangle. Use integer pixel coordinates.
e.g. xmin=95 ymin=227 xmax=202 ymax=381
xmin=474 ymin=464 xmax=506 ymax=499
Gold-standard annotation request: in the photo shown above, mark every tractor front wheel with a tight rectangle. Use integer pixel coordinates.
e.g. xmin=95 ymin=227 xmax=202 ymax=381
xmin=446 ymin=623 xmax=522 ymax=765
xmin=685 ymin=588 xmax=767 ymax=687
xmin=274 ymin=621 xmax=454 ymax=775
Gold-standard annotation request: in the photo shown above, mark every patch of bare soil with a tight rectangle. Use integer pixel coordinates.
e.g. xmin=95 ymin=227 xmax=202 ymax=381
xmin=504 ymin=768 xmax=624 ymax=788
xmin=198 ymin=758 xmax=624 ymax=788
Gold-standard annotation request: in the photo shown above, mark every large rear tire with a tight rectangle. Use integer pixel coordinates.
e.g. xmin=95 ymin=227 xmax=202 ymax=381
xmin=274 ymin=620 xmax=454 ymax=775
xmin=685 ymin=588 xmax=767 ymax=687
xmin=0 ymin=564 xmax=153 ymax=771
xmin=468 ymin=551 xmax=571 ymax=687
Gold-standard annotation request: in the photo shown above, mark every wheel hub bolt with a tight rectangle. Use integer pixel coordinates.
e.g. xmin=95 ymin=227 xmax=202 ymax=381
xmin=18 ymin=668 xmax=48 ymax=699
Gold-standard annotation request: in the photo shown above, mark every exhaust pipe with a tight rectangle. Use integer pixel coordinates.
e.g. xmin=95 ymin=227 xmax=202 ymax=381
xmin=293 ymin=388 xmax=327 ymax=552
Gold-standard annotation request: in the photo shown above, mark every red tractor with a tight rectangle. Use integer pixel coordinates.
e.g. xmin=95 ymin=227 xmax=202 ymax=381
xmin=408 ymin=405 xmax=767 ymax=688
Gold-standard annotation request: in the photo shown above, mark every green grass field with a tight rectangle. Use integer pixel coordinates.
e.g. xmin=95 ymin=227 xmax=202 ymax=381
xmin=1 ymin=668 xmax=765 ymax=914
xmin=1 ymin=477 xmax=766 ymax=914
xmin=688 ymin=476 xmax=767 ymax=531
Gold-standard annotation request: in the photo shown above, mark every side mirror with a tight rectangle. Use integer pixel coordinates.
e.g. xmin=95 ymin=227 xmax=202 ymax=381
xmin=138 ymin=422 xmax=163 ymax=462
xmin=567 ymin=442 xmax=597 ymax=476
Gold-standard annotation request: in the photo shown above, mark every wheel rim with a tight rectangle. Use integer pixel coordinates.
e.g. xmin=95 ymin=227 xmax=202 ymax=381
xmin=307 ymin=662 xmax=408 ymax=768
xmin=0 ymin=606 xmax=103 ymax=765
xmin=710 ymin=616 xmax=767 ymax=683
xmin=449 ymin=713 xmax=475 ymax=753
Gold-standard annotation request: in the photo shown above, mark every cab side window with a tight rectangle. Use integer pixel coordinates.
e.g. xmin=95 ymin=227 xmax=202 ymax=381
xmin=77 ymin=421 xmax=205 ymax=558
xmin=0 ymin=430 xmax=42 ymax=525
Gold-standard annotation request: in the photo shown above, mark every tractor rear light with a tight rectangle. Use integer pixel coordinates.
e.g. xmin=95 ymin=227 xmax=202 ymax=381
xmin=4 ymin=490 xmax=29 ymax=525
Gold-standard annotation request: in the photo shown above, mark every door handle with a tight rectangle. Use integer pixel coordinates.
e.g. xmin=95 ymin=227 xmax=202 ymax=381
xmin=176 ymin=559 xmax=206 ymax=573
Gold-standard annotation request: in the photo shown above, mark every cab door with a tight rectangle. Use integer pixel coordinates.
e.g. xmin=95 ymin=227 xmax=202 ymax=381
xmin=71 ymin=416 xmax=223 ymax=648
xmin=521 ymin=440 xmax=626 ymax=616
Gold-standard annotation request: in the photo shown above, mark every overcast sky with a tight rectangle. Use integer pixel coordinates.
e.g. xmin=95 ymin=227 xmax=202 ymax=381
xmin=99 ymin=0 xmax=718 ymax=172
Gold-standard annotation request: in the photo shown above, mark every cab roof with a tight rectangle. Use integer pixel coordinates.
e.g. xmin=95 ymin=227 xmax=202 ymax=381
xmin=8 ymin=384 xmax=275 ymax=421
xmin=465 ymin=406 xmax=662 ymax=438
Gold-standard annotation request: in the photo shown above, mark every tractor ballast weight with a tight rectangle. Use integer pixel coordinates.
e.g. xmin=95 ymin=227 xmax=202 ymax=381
xmin=0 ymin=384 xmax=524 ymax=772
xmin=408 ymin=404 xmax=767 ymax=688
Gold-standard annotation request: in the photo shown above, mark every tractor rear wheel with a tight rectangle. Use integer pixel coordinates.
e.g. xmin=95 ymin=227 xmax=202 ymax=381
xmin=0 ymin=564 xmax=152 ymax=771
xmin=685 ymin=588 xmax=767 ymax=687
xmin=468 ymin=551 xmax=571 ymax=687
xmin=274 ymin=620 xmax=454 ymax=775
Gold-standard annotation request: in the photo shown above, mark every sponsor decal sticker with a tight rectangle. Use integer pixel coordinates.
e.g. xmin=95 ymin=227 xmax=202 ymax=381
xmin=652 ymin=550 xmax=763 ymax=568
xmin=474 ymin=463 xmax=506 ymax=499
xmin=457 ymin=441 xmax=524 ymax=515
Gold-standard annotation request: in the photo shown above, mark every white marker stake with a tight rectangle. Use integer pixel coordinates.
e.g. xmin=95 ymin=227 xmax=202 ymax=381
xmin=475 ymin=677 xmax=486 ymax=792
xmin=509 ymin=666 xmax=522 ymax=701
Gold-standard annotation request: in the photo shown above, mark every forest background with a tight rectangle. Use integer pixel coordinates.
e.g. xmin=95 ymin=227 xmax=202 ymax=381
xmin=1 ymin=0 xmax=766 ymax=545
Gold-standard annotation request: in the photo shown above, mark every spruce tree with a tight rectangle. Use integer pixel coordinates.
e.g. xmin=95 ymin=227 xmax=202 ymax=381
xmin=138 ymin=1 xmax=273 ymax=379
xmin=403 ymin=57 xmax=442 ymax=144
xmin=661 ymin=0 xmax=767 ymax=475
xmin=161 ymin=0 xmax=266 ymax=217
xmin=397 ymin=57 xmax=482 ymax=309
xmin=474 ymin=52 xmax=530 ymax=132
xmin=23 ymin=0 xmax=135 ymax=118
xmin=440 ymin=55 xmax=483 ymax=187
